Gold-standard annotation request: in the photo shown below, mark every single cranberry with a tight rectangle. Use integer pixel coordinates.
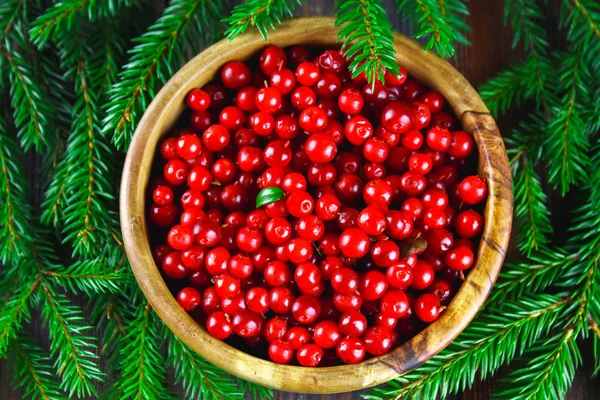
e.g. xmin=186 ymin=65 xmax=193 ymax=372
xmin=426 ymin=126 xmax=452 ymax=152
xmin=380 ymin=290 xmax=410 ymax=318
xmin=307 ymin=163 xmax=337 ymax=187
xmin=455 ymin=210 xmax=483 ymax=238
xmin=264 ymin=317 xmax=288 ymax=343
xmin=363 ymin=326 xmax=395 ymax=356
xmin=313 ymin=320 xmax=341 ymax=349
xmin=221 ymin=61 xmax=252 ymax=89
xmin=339 ymin=228 xmax=370 ymax=258
xmin=232 ymin=310 xmax=265 ymax=338
xmin=386 ymin=262 xmax=413 ymax=290
xmin=186 ymin=88 xmax=211 ymax=111
xmin=292 ymin=295 xmax=321 ymax=324
xmin=238 ymin=146 xmax=267 ymax=172
xmin=360 ymin=270 xmax=388 ymax=300
xmin=400 ymin=171 xmax=427 ymax=196
xmin=296 ymin=215 xmax=325 ymax=241
xmin=415 ymin=293 xmax=442 ymax=323
xmin=333 ymin=292 xmax=363 ymax=313
xmin=418 ymin=91 xmax=444 ymax=113
xmin=411 ymin=260 xmax=435 ymax=290
xmin=249 ymin=111 xmax=275 ymax=136
xmin=167 ymin=225 xmax=194 ymax=250
xmin=297 ymin=344 xmax=324 ymax=367
xmin=381 ymin=101 xmax=412 ymax=134
xmin=236 ymin=227 xmax=263 ymax=253
xmin=357 ymin=205 xmax=387 ymax=236
xmin=458 ymin=176 xmax=488 ymax=204
xmin=150 ymin=204 xmax=178 ymax=227
xmin=201 ymin=286 xmax=222 ymax=315
xmin=214 ymin=273 xmax=240 ymax=299
xmin=336 ymin=337 xmax=366 ymax=364
xmin=299 ymin=106 xmax=328 ymax=133
xmin=448 ymin=131 xmax=475 ymax=158
xmin=269 ymin=286 xmax=295 ymax=314
xmin=363 ymin=179 xmax=393 ymax=206
xmin=371 ymin=240 xmax=400 ymax=267
xmin=245 ymin=287 xmax=270 ymax=313
xmin=152 ymin=186 xmax=174 ymax=206
xmin=305 ymin=133 xmax=337 ymax=163
xmin=334 ymin=173 xmax=364 ymax=204
xmin=281 ymin=172 xmax=307 ymax=193
xmin=445 ymin=246 xmax=475 ymax=270
xmin=205 ymin=247 xmax=230 ymax=276
xmin=286 ymin=326 xmax=311 ymax=350
xmin=428 ymin=278 xmax=453 ymax=304
xmin=345 ymin=116 xmax=373 ymax=145
xmin=296 ymin=61 xmax=320 ymax=86
xmin=287 ymin=238 xmax=313 ymax=264
xmin=164 ymin=159 xmax=188 ymax=185
xmin=315 ymin=194 xmax=341 ymax=221
xmin=177 ymin=287 xmax=201 ymax=312
xmin=291 ymin=86 xmax=316 ymax=110
xmin=190 ymin=110 xmax=214 ymax=132
xmin=270 ymin=69 xmax=296 ymax=94
xmin=206 ymin=311 xmax=233 ymax=339
xmin=259 ymin=45 xmax=287 ymax=75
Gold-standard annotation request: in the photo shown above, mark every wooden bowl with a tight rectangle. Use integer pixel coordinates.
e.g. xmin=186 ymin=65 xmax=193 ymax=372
xmin=120 ymin=16 xmax=513 ymax=394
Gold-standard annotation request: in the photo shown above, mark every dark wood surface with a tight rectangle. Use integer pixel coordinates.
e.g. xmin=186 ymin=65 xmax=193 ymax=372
xmin=1 ymin=0 xmax=598 ymax=399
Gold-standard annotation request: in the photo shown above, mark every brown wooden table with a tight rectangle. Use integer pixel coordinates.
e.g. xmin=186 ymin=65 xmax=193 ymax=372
xmin=1 ymin=0 xmax=599 ymax=399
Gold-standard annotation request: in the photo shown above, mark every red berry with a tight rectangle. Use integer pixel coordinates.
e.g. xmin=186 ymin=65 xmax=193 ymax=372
xmin=286 ymin=238 xmax=313 ymax=264
xmin=195 ymin=219 xmax=222 ymax=247
xmin=296 ymin=62 xmax=320 ymax=86
xmin=177 ymin=287 xmax=201 ymax=312
xmin=264 ymin=317 xmax=288 ymax=343
xmin=299 ymin=106 xmax=328 ymax=133
xmin=313 ymin=320 xmax=341 ymax=349
xmin=336 ymin=337 xmax=366 ymax=364
xmin=186 ymin=89 xmax=211 ymax=111
xmin=448 ymin=131 xmax=475 ymax=158
xmin=187 ymin=166 xmax=212 ymax=191
xmin=338 ymin=89 xmax=364 ymax=115
xmin=232 ymin=311 xmax=265 ymax=338
xmin=360 ymin=270 xmax=388 ymax=300
xmin=291 ymin=86 xmax=316 ymax=110
xmin=345 ymin=116 xmax=373 ymax=145
xmin=411 ymin=260 xmax=435 ymax=290
xmin=164 ymin=160 xmax=188 ymax=185
xmin=381 ymin=101 xmax=412 ymax=134
xmin=167 ymin=225 xmax=194 ymax=250
xmin=445 ymin=246 xmax=474 ymax=270
xmin=415 ymin=293 xmax=441 ymax=322
xmin=305 ymin=133 xmax=337 ymax=163
xmin=206 ymin=311 xmax=233 ymax=339
xmin=363 ymin=179 xmax=393 ymax=206
xmin=455 ymin=210 xmax=483 ymax=238
xmin=363 ymin=326 xmax=394 ymax=356
xmin=221 ymin=61 xmax=251 ymax=89
xmin=270 ymin=69 xmax=296 ymax=94
xmin=269 ymin=286 xmax=295 ymax=314
xmin=263 ymin=139 xmax=292 ymax=168
xmin=331 ymin=268 xmax=359 ymax=295
xmin=426 ymin=126 xmax=452 ymax=152
xmin=315 ymin=194 xmax=341 ymax=221
xmin=153 ymin=186 xmax=174 ymax=206
xmin=458 ymin=176 xmax=488 ymax=204
xmin=245 ymin=287 xmax=270 ymax=313
xmin=418 ymin=90 xmax=444 ymax=113
xmin=370 ymin=240 xmax=400 ymax=267
xmin=380 ymin=290 xmax=410 ymax=318
xmin=297 ymin=344 xmax=324 ymax=367
xmin=268 ymin=339 xmax=294 ymax=364
xmin=292 ymin=295 xmax=321 ymax=324
xmin=202 ymin=125 xmax=230 ymax=152
xmin=162 ymin=252 xmax=188 ymax=280
xmin=264 ymin=261 xmax=291 ymax=287
xmin=259 ymin=45 xmax=287 ymax=75
xmin=339 ymin=228 xmax=370 ymax=258
xmin=386 ymin=262 xmax=413 ymax=290
xmin=264 ymin=217 xmax=292 ymax=245
xmin=255 ymin=87 xmax=282 ymax=114
xmin=286 ymin=326 xmax=311 ymax=350
xmin=296 ymin=215 xmax=325 ymax=241
xmin=236 ymin=227 xmax=263 ymax=253
xmin=339 ymin=311 xmax=367 ymax=337
xmin=286 ymin=191 xmax=314 ymax=218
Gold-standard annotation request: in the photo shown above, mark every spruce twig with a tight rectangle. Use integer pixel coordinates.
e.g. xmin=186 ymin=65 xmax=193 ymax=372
xmin=224 ymin=0 xmax=306 ymax=40
xmin=334 ymin=0 xmax=399 ymax=84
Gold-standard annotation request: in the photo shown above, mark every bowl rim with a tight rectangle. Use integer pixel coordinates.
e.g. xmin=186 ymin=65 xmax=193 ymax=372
xmin=120 ymin=16 xmax=513 ymax=394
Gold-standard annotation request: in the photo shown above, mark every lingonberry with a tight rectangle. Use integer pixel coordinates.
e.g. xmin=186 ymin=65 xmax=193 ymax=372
xmin=418 ymin=90 xmax=444 ymax=113
xmin=264 ymin=317 xmax=288 ymax=343
xmin=167 ymin=225 xmax=194 ymax=250
xmin=296 ymin=61 xmax=320 ymax=86
xmin=305 ymin=133 xmax=337 ymax=163
xmin=186 ymin=88 xmax=211 ymax=111
xmin=380 ymin=290 xmax=410 ymax=318
xmin=363 ymin=137 xmax=389 ymax=163
xmin=269 ymin=286 xmax=295 ymax=314
xmin=445 ymin=246 xmax=475 ymax=270
xmin=381 ymin=101 xmax=412 ymax=134
xmin=291 ymin=86 xmax=317 ymax=110
xmin=401 ymin=129 xmax=424 ymax=150
xmin=411 ymin=101 xmax=431 ymax=130
xmin=245 ymin=287 xmax=270 ymax=313
xmin=221 ymin=61 xmax=252 ymax=89
xmin=211 ymin=159 xmax=237 ymax=185
xmin=264 ymin=261 xmax=291 ymax=287
xmin=150 ymin=204 xmax=178 ymax=227
xmin=249 ymin=112 xmax=275 ymax=136
xmin=336 ymin=337 xmax=366 ymax=364
xmin=292 ymin=295 xmax=321 ymax=324
xmin=297 ymin=344 xmax=324 ymax=367
xmin=426 ymin=126 xmax=452 ymax=152
xmin=296 ymin=215 xmax=325 ymax=241
xmin=345 ymin=116 xmax=373 ymax=145
xmin=339 ymin=311 xmax=367 ymax=337
xmin=255 ymin=87 xmax=282 ymax=114
xmin=206 ymin=311 xmax=233 ymax=339
xmin=281 ymin=172 xmax=307 ymax=193
xmin=232 ymin=311 xmax=265 ymax=338
xmin=299 ymin=106 xmax=328 ymax=133
xmin=286 ymin=191 xmax=314 ymax=218
xmin=236 ymin=86 xmax=258 ymax=112
xmin=363 ymin=179 xmax=393 ymax=206
xmin=363 ymin=326 xmax=395 ymax=356
xmin=360 ymin=270 xmax=388 ymax=300
xmin=334 ymin=172 xmax=364 ymax=203
xmin=164 ymin=159 xmax=188 ymax=185
xmin=408 ymin=153 xmax=433 ymax=175
xmin=236 ymin=227 xmax=263 ymax=253
xmin=201 ymin=286 xmax=222 ymax=315
xmin=315 ymin=194 xmax=341 ymax=221
xmin=177 ymin=287 xmax=201 ymax=312
xmin=411 ymin=260 xmax=435 ymax=290
xmin=357 ymin=205 xmax=387 ymax=236
xmin=448 ymin=130 xmax=475 ymax=158
xmin=270 ymin=69 xmax=296 ymax=94
xmin=333 ymin=292 xmax=363 ymax=313
xmin=286 ymin=238 xmax=313 ymax=264
xmin=338 ymin=88 xmax=364 ymax=115
xmin=386 ymin=262 xmax=413 ymax=290
xmin=153 ymin=186 xmax=174 ymax=206
xmin=415 ymin=293 xmax=441 ymax=323
xmin=313 ymin=320 xmax=341 ymax=349
xmin=286 ymin=326 xmax=311 ymax=350
xmin=458 ymin=176 xmax=488 ymax=204
xmin=263 ymin=139 xmax=292 ymax=168
xmin=455 ymin=210 xmax=483 ymax=238
xmin=339 ymin=228 xmax=370 ymax=258
xmin=428 ymin=278 xmax=453 ymax=304
xmin=370 ymin=240 xmax=400 ymax=267
xmin=259 ymin=45 xmax=287 ymax=75
xmin=202 ymin=125 xmax=230 ymax=152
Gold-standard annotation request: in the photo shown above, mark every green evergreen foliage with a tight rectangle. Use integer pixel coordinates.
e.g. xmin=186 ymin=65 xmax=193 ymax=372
xmin=1 ymin=1 xmax=599 ymax=399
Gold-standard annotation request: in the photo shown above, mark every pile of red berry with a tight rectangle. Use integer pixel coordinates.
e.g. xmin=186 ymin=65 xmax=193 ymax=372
xmin=148 ymin=45 xmax=488 ymax=367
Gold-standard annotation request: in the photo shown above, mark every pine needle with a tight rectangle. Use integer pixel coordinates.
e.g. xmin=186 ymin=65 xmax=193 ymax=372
xmin=224 ymin=0 xmax=306 ymax=40
xmin=335 ymin=0 xmax=399 ymax=84
xmin=10 ymin=334 xmax=66 ymax=400
xmin=102 ymin=0 xmax=224 ymax=150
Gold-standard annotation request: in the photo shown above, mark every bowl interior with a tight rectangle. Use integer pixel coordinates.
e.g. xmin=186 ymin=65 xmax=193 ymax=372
xmin=120 ymin=16 xmax=512 ymax=394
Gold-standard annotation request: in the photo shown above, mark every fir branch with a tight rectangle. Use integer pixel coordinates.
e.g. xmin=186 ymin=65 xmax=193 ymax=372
xmin=479 ymin=59 xmax=544 ymax=118
xmin=592 ymin=320 xmax=600 ymax=377
xmin=506 ymin=126 xmax=552 ymax=255
xmin=504 ymin=0 xmax=548 ymax=54
xmin=10 ymin=334 xmax=66 ymax=400
xmin=39 ymin=280 xmax=103 ymax=398
xmin=334 ymin=0 xmax=399 ymax=84
xmin=224 ymin=0 xmax=305 ymax=40
xmin=545 ymin=53 xmax=590 ymax=194
xmin=102 ymin=0 xmax=224 ymax=150
xmin=488 ymin=249 xmax=576 ymax=305
xmin=0 ymin=275 xmax=39 ymax=357
xmin=166 ymin=329 xmax=246 ymax=400
xmin=113 ymin=295 xmax=172 ymax=399
xmin=235 ymin=377 xmax=274 ymax=400
xmin=1 ymin=23 xmax=58 ymax=152
xmin=494 ymin=329 xmax=580 ymax=400
xmin=0 ymin=116 xmax=33 ymax=262
xmin=55 ymin=23 xmax=118 ymax=256
xmin=366 ymin=294 xmax=568 ymax=400
xmin=561 ymin=0 xmax=600 ymax=60
xmin=396 ymin=0 xmax=468 ymax=58
xmin=41 ymin=260 xmax=132 ymax=294
xmin=0 ymin=0 xmax=25 ymax=41
xmin=29 ymin=0 xmax=135 ymax=48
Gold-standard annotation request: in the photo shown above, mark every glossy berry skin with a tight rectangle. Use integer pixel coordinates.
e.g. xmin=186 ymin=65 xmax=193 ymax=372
xmin=269 ymin=286 xmax=294 ymax=314
xmin=259 ymin=45 xmax=287 ymax=75
xmin=292 ymin=295 xmax=321 ymax=324
xmin=232 ymin=311 xmax=265 ymax=338
xmin=381 ymin=101 xmax=412 ymax=134
xmin=313 ymin=320 xmax=341 ymax=349
xmin=305 ymin=133 xmax=337 ymax=163
xmin=445 ymin=246 xmax=475 ymax=270
xmin=380 ymin=290 xmax=410 ymax=318
xmin=297 ymin=344 xmax=324 ymax=367
xmin=286 ymin=191 xmax=314 ymax=218
xmin=411 ymin=260 xmax=435 ymax=290
xmin=428 ymin=278 xmax=453 ymax=304
xmin=264 ymin=217 xmax=292 ymax=245
xmin=286 ymin=238 xmax=314 ymax=264
xmin=255 ymin=87 xmax=282 ymax=114
xmin=187 ymin=166 xmax=212 ymax=191
xmin=177 ymin=287 xmax=201 ymax=312
xmin=339 ymin=228 xmax=370 ymax=258
xmin=152 ymin=186 xmax=174 ymax=206
xmin=295 ymin=262 xmax=322 ymax=292
xmin=186 ymin=89 xmax=211 ymax=111
xmin=176 ymin=134 xmax=202 ymax=159
xmin=363 ymin=179 xmax=393 ymax=206
xmin=415 ymin=293 xmax=442 ymax=322
xmin=296 ymin=62 xmax=320 ymax=86
xmin=202 ymin=125 xmax=230 ymax=152
xmin=357 ymin=205 xmax=387 ymax=236
xmin=339 ymin=311 xmax=367 ymax=337
xmin=458 ymin=176 xmax=488 ymax=204
xmin=386 ymin=262 xmax=413 ymax=290
xmin=296 ymin=215 xmax=325 ymax=241
xmin=236 ymin=227 xmax=263 ymax=253
xmin=455 ymin=210 xmax=483 ymax=238
xmin=360 ymin=270 xmax=388 ymax=300
xmin=345 ymin=116 xmax=373 ymax=145
xmin=214 ymin=273 xmax=240 ymax=299
xmin=363 ymin=326 xmax=395 ymax=356
xmin=363 ymin=137 xmax=389 ymax=163
xmin=221 ymin=61 xmax=252 ymax=89
xmin=312 ymin=195 xmax=339 ymax=222
xmin=206 ymin=311 xmax=233 ymax=339
xmin=167 ymin=225 xmax=194 ymax=250
xmin=164 ymin=160 xmax=188 ymax=185
xmin=270 ymin=69 xmax=296 ymax=94
xmin=331 ymin=268 xmax=359 ymax=295
xmin=426 ymin=126 xmax=452 ymax=152
xmin=246 ymin=287 xmax=270 ymax=313
xmin=299 ymin=106 xmax=328 ymax=133
xmin=336 ymin=337 xmax=366 ymax=364
xmin=338 ymin=89 xmax=364 ymax=115
xmin=448 ymin=131 xmax=475 ymax=158
xmin=370 ymin=241 xmax=400 ymax=267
